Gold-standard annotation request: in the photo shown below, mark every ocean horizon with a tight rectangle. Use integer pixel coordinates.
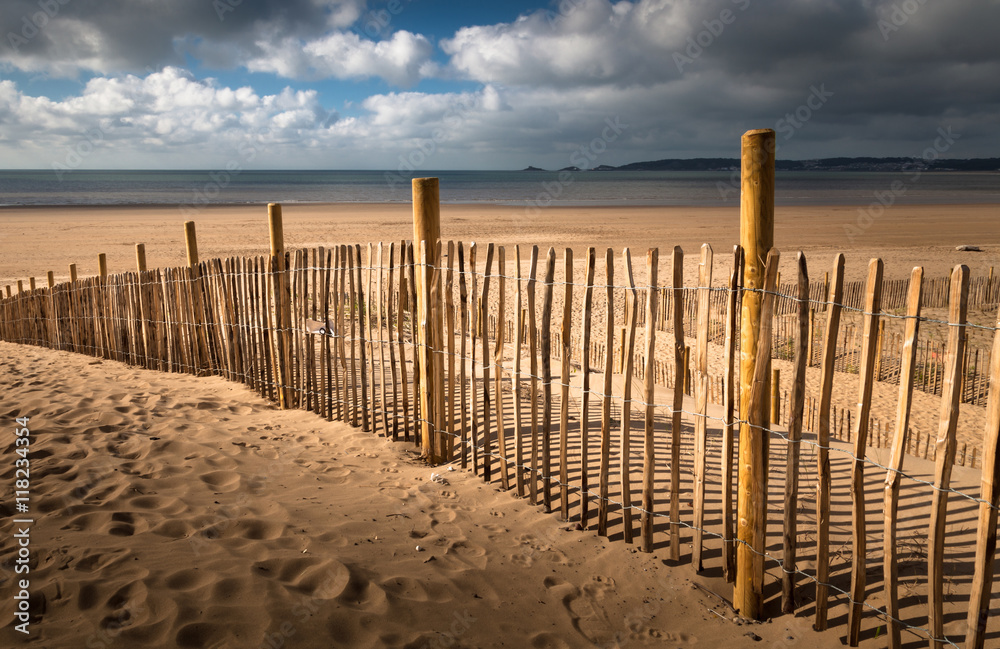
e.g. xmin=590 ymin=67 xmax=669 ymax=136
xmin=1 ymin=168 xmax=999 ymax=209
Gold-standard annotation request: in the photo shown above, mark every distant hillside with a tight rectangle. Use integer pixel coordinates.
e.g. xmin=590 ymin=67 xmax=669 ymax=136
xmin=523 ymin=157 xmax=1000 ymax=172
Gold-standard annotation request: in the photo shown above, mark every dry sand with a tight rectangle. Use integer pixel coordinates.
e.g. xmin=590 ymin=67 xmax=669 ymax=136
xmin=2 ymin=203 xmax=999 ymax=287
xmin=1 ymin=203 xmax=998 ymax=648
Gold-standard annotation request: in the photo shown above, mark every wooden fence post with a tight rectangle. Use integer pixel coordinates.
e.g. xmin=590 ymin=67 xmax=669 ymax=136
xmin=847 ymin=258 xmax=884 ymax=646
xmin=412 ymin=177 xmax=445 ymax=464
xmin=98 ymin=253 xmax=108 ymax=278
xmin=136 ymin=243 xmax=147 ymax=272
xmin=781 ymin=252 xmax=809 ymax=613
xmin=669 ymin=245 xmax=684 ymax=560
xmin=640 ymin=248 xmax=659 ymax=553
xmin=69 ymin=263 xmax=77 ymax=282
xmin=928 ymin=265 xmax=969 ymax=649
xmin=883 ymin=267 xmax=923 ymax=649
xmin=269 ymin=203 xmax=293 ymax=409
xmin=692 ymin=243 xmax=713 ymax=570
xmin=722 ymin=245 xmax=743 ymax=581
xmin=736 ymin=127 xmax=775 ymax=620
xmin=966 ymin=294 xmax=1000 ymax=649
xmin=185 ymin=220 xmax=210 ymax=374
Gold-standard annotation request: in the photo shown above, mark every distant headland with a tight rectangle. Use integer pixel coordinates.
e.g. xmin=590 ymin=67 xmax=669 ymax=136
xmin=521 ymin=157 xmax=1000 ymax=173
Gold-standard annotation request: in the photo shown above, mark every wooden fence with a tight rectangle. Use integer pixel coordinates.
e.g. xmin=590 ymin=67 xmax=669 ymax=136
xmin=1 ymin=230 xmax=999 ymax=649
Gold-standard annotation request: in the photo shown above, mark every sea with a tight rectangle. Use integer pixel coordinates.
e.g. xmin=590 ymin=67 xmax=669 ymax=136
xmin=1 ymin=169 xmax=999 ymax=208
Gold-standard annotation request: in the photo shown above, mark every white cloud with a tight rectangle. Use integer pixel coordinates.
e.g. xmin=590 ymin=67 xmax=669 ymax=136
xmin=441 ymin=0 xmax=696 ymax=87
xmin=247 ymin=30 xmax=435 ymax=86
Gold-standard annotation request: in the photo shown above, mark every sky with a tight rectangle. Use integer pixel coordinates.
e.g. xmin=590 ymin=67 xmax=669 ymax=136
xmin=1 ymin=0 xmax=998 ymax=170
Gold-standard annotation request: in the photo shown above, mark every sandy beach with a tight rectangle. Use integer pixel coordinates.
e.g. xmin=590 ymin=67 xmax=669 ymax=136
xmin=1 ymin=202 xmax=998 ymax=648
xmin=2 ymin=203 xmax=999 ymax=288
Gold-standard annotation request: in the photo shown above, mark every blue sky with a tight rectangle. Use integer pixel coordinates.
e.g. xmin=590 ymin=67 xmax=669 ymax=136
xmin=1 ymin=0 xmax=997 ymax=170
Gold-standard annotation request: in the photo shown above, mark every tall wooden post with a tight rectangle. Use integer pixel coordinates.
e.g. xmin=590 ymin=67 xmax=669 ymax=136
xmin=136 ymin=243 xmax=147 ymax=272
xmin=413 ymin=177 xmax=445 ymax=464
xmin=69 ymin=264 xmax=77 ymax=282
xmin=46 ymin=272 xmax=54 ymax=289
xmin=736 ymin=128 xmax=775 ymax=620
xmin=185 ymin=222 xmax=199 ymax=267
xmin=29 ymin=277 xmax=36 ymax=291
xmin=98 ymin=253 xmax=108 ymax=278
xmin=269 ymin=204 xmax=293 ymax=409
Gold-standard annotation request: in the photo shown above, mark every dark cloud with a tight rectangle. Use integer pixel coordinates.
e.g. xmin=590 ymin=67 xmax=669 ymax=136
xmin=1 ymin=0 xmax=364 ymax=74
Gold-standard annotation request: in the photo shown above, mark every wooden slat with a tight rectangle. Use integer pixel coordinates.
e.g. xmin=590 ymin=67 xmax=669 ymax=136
xmin=598 ymin=248 xmax=614 ymax=537
xmin=357 ymin=244 xmax=371 ymax=432
xmin=541 ymin=247 xmax=556 ymax=512
xmin=640 ymin=249 xmax=659 ymax=553
xmin=494 ymin=246 xmax=508 ymax=489
xmin=692 ymin=244 xmax=713 ymax=569
xmin=480 ymin=244 xmax=495 ymax=481
xmin=722 ymin=245 xmax=743 ymax=581
xmin=781 ymin=251 xmax=809 ymax=612
xmin=513 ymin=245 xmax=526 ymax=497
xmin=928 ymin=265 xmax=970 ymax=649
xmin=966 ymin=296 xmax=1000 ymax=649
xmin=815 ymin=253 xmax=845 ymax=630
xmin=560 ymin=249 xmax=573 ymax=520
xmin=407 ymin=242 xmax=420 ymax=446
xmin=670 ymin=246 xmax=684 ymax=560
xmin=445 ymin=240 xmax=456 ymax=459
xmin=457 ymin=242 xmax=469 ymax=467
xmin=883 ymin=266 xmax=923 ymax=649
xmin=620 ymin=248 xmax=639 ymax=544
xmin=527 ymin=246 xmax=540 ymax=503
xmin=323 ymin=249 xmax=333 ymax=421
xmin=847 ymin=258 xmax=884 ymax=647
xmin=347 ymin=246 xmax=359 ymax=427
xmin=580 ymin=247 xmax=596 ymax=528
xmin=468 ymin=243 xmax=479 ymax=472
xmin=378 ymin=243 xmax=390 ymax=436
xmin=391 ymin=242 xmax=405 ymax=439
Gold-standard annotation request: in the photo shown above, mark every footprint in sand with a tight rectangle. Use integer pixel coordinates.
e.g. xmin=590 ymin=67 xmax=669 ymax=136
xmin=109 ymin=511 xmax=149 ymax=537
xmin=164 ymin=568 xmax=216 ymax=592
xmin=530 ymin=632 xmax=574 ymax=649
xmin=150 ymin=519 xmax=195 ymax=539
xmin=545 ymin=574 xmax=622 ymax=645
xmin=379 ymin=575 xmax=455 ymax=603
xmin=199 ymin=470 xmax=241 ymax=493
xmin=252 ymin=556 xmax=361 ymax=603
